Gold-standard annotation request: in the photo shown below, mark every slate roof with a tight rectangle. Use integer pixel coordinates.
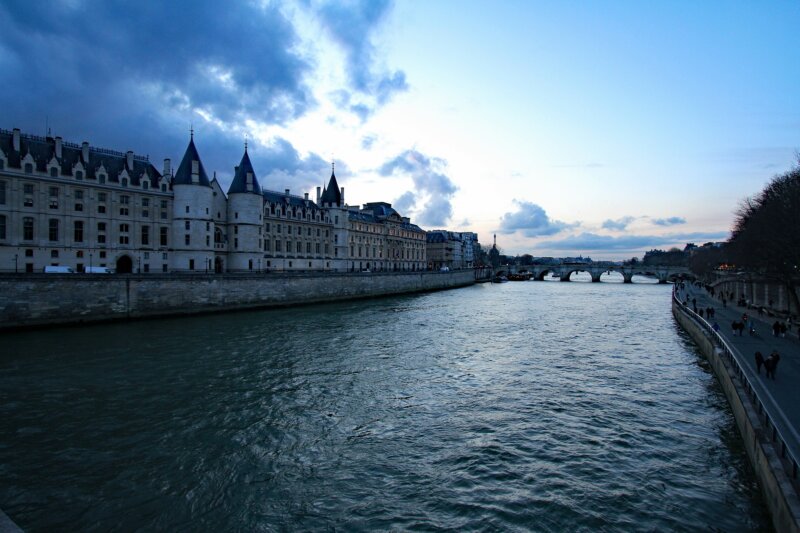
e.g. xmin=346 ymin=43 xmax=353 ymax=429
xmin=319 ymin=170 xmax=342 ymax=205
xmin=227 ymin=148 xmax=262 ymax=195
xmin=362 ymin=202 xmax=399 ymax=218
xmin=0 ymin=129 xmax=163 ymax=187
xmin=262 ymin=189 xmax=320 ymax=210
xmin=426 ymin=230 xmax=462 ymax=243
xmin=172 ymin=136 xmax=211 ymax=187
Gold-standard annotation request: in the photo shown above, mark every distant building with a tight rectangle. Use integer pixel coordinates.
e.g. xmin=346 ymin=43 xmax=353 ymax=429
xmin=0 ymin=127 xmax=427 ymax=273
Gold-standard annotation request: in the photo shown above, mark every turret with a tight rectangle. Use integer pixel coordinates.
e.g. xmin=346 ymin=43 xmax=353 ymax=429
xmin=226 ymin=145 xmax=264 ymax=271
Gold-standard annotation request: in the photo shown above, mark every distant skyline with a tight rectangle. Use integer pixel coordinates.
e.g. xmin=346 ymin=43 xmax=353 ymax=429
xmin=1 ymin=1 xmax=798 ymax=259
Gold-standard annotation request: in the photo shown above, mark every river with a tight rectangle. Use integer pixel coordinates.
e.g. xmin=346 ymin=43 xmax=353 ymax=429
xmin=0 ymin=275 xmax=771 ymax=531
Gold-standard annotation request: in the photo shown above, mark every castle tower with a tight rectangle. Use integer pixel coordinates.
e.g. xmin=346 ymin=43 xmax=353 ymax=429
xmin=226 ymin=145 xmax=263 ymax=271
xmin=170 ymin=133 xmax=214 ymax=272
xmin=319 ymin=163 xmax=350 ymax=271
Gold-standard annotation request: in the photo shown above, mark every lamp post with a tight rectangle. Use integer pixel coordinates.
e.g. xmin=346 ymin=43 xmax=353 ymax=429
xmin=137 ymin=256 xmax=141 ymax=274
xmin=89 ymin=252 xmax=93 ymax=272
xmin=13 ymin=254 xmax=18 ymax=273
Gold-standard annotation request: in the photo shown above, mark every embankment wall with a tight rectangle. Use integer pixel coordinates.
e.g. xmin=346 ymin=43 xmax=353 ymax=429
xmin=672 ymin=299 xmax=800 ymax=533
xmin=0 ymin=270 xmax=475 ymax=330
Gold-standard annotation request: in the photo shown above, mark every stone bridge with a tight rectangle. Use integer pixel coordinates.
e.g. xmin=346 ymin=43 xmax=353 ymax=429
xmin=501 ymin=263 xmax=692 ymax=283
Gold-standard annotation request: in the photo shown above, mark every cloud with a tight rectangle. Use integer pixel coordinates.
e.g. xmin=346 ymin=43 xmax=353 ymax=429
xmin=498 ymin=201 xmax=577 ymax=237
xmin=392 ymin=191 xmax=416 ymax=214
xmin=380 ymin=150 xmax=457 ymax=227
xmin=0 ymin=1 xmax=316 ymax=184
xmin=602 ymin=216 xmax=636 ymax=231
xmin=652 ymin=216 xmax=687 ymax=226
xmin=315 ymin=0 xmax=408 ymax=117
xmin=539 ymin=231 xmax=728 ymax=251
xmin=250 ymin=137 xmax=333 ymax=195
xmin=459 ymin=218 xmax=471 ymax=227
xmin=361 ymin=135 xmax=377 ymax=150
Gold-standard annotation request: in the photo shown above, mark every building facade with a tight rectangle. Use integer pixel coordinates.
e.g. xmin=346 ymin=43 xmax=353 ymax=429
xmin=0 ymin=128 xmax=431 ymax=274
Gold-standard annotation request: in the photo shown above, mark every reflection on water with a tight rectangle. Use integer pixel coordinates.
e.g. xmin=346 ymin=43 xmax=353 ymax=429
xmin=0 ymin=280 xmax=771 ymax=531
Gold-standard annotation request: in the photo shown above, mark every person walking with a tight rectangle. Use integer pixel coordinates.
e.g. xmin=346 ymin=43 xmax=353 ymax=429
xmin=755 ymin=351 xmax=764 ymax=375
xmin=780 ymin=322 xmax=787 ymax=338
xmin=765 ymin=351 xmax=780 ymax=380
xmin=772 ymin=321 xmax=780 ymax=337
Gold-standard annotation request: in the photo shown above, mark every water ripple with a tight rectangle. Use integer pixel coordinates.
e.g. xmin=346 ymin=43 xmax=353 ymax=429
xmin=0 ymin=279 xmax=771 ymax=531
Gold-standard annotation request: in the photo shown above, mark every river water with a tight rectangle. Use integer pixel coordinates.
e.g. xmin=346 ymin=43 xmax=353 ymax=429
xmin=0 ymin=275 xmax=771 ymax=531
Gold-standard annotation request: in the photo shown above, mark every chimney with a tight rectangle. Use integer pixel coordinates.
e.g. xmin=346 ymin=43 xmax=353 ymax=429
xmin=54 ymin=136 xmax=62 ymax=159
xmin=304 ymin=192 xmax=309 ymax=201
xmin=163 ymin=158 xmax=171 ymax=176
xmin=285 ymin=188 xmax=290 ymax=196
xmin=340 ymin=187 xmax=345 ymax=204
xmin=81 ymin=141 xmax=89 ymax=162
xmin=126 ymin=150 xmax=134 ymax=169
xmin=12 ymin=128 xmax=20 ymax=152
xmin=316 ymin=186 xmax=321 ymax=204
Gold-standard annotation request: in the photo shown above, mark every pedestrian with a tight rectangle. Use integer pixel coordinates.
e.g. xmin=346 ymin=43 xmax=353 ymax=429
xmin=731 ymin=321 xmax=738 ymax=335
xmin=712 ymin=321 xmax=720 ymax=332
xmin=698 ymin=309 xmax=704 ymax=318
xmin=758 ymin=306 xmax=764 ymax=317
xmin=765 ymin=351 xmax=780 ymax=380
xmin=773 ymin=321 xmax=780 ymax=337
xmin=755 ymin=351 xmax=764 ymax=375
xmin=692 ymin=297 xmax=697 ymax=308
xmin=749 ymin=322 xmax=756 ymax=336
xmin=780 ymin=322 xmax=787 ymax=338
xmin=722 ymin=297 xmax=727 ymax=308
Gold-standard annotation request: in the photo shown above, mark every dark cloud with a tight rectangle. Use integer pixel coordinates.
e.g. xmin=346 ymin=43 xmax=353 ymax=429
xmin=652 ymin=216 xmax=687 ymax=226
xmin=0 ymin=1 xmax=316 ymax=185
xmin=380 ymin=150 xmax=457 ymax=227
xmin=249 ymin=137 xmax=333 ymax=195
xmin=498 ymin=201 xmax=576 ymax=237
xmin=602 ymin=216 xmax=636 ymax=231
xmin=539 ymin=231 xmax=728 ymax=251
xmin=315 ymin=0 xmax=408 ymax=116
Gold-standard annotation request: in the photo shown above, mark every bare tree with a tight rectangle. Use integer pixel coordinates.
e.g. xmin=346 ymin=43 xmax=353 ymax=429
xmin=729 ymin=160 xmax=800 ymax=312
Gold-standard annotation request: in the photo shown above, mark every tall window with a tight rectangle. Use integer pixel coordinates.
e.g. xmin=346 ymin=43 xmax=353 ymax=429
xmin=141 ymin=225 xmax=150 ymax=246
xmin=160 ymin=227 xmax=168 ymax=246
xmin=23 ymin=217 xmax=34 ymax=240
xmin=119 ymin=223 xmax=129 ymax=244
xmin=21 ymin=183 xmax=35 ymax=207
xmin=49 ymin=219 xmax=59 ymax=241
xmin=74 ymin=221 xmax=84 ymax=243
xmin=0 ymin=215 xmax=6 ymax=239
xmin=24 ymin=163 xmax=33 ymax=174
xmin=98 ymin=222 xmax=107 ymax=244
xmin=0 ymin=181 xmax=5 ymax=204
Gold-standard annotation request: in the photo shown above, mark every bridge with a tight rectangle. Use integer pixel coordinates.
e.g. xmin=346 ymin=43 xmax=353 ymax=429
xmin=500 ymin=263 xmax=692 ymax=283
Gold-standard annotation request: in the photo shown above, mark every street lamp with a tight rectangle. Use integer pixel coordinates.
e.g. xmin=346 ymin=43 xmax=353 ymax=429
xmin=89 ymin=253 xmax=93 ymax=272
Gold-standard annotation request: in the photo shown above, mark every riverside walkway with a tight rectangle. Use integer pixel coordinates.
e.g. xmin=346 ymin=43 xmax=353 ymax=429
xmin=679 ymin=282 xmax=800 ymax=475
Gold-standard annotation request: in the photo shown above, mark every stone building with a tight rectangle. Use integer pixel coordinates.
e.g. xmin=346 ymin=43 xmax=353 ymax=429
xmin=0 ymin=127 xmax=428 ymax=274
xmin=425 ymin=230 xmax=478 ymax=270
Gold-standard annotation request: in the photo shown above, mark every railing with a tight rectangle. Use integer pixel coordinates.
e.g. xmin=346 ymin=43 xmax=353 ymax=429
xmin=672 ymin=287 xmax=800 ymax=486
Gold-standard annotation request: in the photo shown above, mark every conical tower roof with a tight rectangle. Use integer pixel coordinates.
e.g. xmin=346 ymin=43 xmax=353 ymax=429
xmin=227 ymin=147 xmax=262 ymax=195
xmin=319 ymin=164 xmax=342 ymax=205
xmin=173 ymin=135 xmax=211 ymax=187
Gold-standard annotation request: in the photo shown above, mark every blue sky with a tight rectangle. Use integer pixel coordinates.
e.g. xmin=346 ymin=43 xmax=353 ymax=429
xmin=1 ymin=1 xmax=798 ymax=259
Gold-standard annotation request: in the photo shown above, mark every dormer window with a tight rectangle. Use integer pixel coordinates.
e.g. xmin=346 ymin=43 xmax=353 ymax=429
xmin=121 ymin=177 xmax=128 ymax=187
xmin=75 ymin=170 xmax=83 ymax=180
xmin=161 ymin=183 xmax=167 ymax=192
xmin=50 ymin=167 xmax=58 ymax=177
xmin=24 ymin=163 xmax=33 ymax=174
xmin=99 ymin=174 xmax=106 ymax=184
xmin=142 ymin=180 xmax=149 ymax=190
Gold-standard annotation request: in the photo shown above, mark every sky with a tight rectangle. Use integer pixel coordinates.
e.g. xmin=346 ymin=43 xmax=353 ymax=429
xmin=1 ymin=0 xmax=798 ymax=259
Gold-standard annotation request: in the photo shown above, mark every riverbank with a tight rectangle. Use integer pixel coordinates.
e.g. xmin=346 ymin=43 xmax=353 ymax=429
xmin=672 ymin=290 xmax=800 ymax=532
xmin=0 ymin=270 xmax=475 ymax=331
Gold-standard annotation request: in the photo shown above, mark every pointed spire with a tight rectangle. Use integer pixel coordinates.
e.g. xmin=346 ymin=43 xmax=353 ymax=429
xmin=228 ymin=145 xmax=261 ymax=195
xmin=172 ymin=133 xmax=211 ymax=187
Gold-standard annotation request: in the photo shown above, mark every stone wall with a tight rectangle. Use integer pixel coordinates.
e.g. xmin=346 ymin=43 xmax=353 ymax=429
xmin=0 ymin=270 xmax=475 ymax=330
